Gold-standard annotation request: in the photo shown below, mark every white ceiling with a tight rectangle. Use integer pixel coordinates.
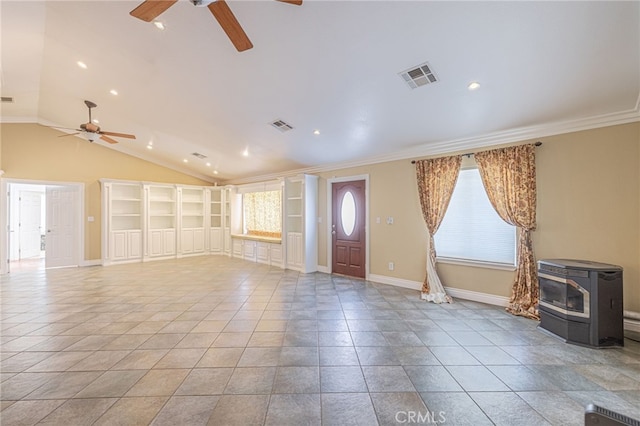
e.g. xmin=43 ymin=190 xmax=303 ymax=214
xmin=2 ymin=1 xmax=639 ymax=183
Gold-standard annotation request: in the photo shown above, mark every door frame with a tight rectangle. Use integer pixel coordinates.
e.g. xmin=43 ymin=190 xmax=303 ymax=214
xmin=326 ymin=174 xmax=369 ymax=279
xmin=0 ymin=178 xmax=85 ymax=274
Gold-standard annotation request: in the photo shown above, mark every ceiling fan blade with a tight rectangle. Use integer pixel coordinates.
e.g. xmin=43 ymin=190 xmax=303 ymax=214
xmin=130 ymin=0 xmax=177 ymax=22
xmin=57 ymin=132 xmax=80 ymax=138
xmin=100 ymin=131 xmax=136 ymax=139
xmin=208 ymin=0 xmax=253 ymax=52
xmin=276 ymin=0 xmax=302 ymax=5
xmin=100 ymin=135 xmax=119 ymax=144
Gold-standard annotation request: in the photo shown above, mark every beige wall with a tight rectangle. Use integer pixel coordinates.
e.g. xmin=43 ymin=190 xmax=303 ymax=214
xmin=315 ymin=122 xmax=640 ymax=312
xmin=3 ymin=122 xmax=639 ymax=312
xmin=1 ymin=123 xmax=211 ymax=260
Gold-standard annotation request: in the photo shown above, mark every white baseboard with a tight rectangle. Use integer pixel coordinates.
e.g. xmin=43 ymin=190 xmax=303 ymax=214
xmin=317 ymin=265 xmax=331 ymax=274
xmin=624 ymin=318 xmax=640 ymax=333
xmin=368 ymin=274 xmax=422 ymax=291
xmin=444 ymin=286 xmax=510 ymax=307
xmin=367 ymin=273 xmax=511 ymax=307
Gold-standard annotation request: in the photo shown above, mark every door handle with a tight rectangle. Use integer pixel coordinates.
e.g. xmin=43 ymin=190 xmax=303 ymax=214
xmin=331 ymin=231 xmax=336 ymax=235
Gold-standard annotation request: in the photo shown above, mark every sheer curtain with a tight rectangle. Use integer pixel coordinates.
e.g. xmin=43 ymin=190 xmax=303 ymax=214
xmin=474 ymin=144 xmax=539 ymax=320
xmin=415 ymin=155 xmax=461 ymax=303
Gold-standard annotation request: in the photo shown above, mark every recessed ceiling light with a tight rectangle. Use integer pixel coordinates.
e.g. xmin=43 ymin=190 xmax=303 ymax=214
xmin=77 ymin=61 xmax=87 ymax=69
xmin=467 ymin=81 xmax=481 ymax=91
xmin=153 ymin=21 xmax=165 ymax=30
xmin=183 ymin=159 xmax=188 ymax=163
xmin=313 ymin=130 xmax=320 ymax=135
xmin=110 ymin=89 xmax=118 ymax=96
xmin=242 ymin=148 xmax=249 ymax=157
xmin=206 ymin=162 xmax=211 ymax=167
xmin=146 ymin=145 xmax=153 ymax=150
xmin=213 ymin=170 xmax=219 ymax=175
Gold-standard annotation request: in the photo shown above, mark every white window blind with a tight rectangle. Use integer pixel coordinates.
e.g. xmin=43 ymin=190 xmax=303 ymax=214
xmin=434 ymin=168 xmax=516 ymax=265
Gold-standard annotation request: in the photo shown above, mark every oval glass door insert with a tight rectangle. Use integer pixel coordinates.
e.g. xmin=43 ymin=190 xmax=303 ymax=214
xmin=341 ymin=191 xmax=356 ymax=236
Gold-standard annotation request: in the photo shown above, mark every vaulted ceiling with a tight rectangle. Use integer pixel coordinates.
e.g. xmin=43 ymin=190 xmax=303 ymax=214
xmin=2 ymin=1 xmax=639 ymax=183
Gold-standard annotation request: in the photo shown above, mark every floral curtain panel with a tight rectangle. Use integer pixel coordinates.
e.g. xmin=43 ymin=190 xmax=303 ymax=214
xmin=415 ymin=155 xmax=462 ymax=303
xmin=244 ymin=190 xmax=282 ymax=238
xmin=474 ymin=144 xmax=539 ymax=320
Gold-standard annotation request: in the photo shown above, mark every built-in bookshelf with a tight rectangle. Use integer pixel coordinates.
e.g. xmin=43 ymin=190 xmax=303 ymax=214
xmin=284 ymin=174 xmax=318 ymax=273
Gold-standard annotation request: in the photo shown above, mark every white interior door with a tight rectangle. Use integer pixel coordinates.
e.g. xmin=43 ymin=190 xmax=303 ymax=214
xmin=46 ymin=185 xmax=78 ymax=268
xmin=19 ymin=190 xmax=43 ymax=259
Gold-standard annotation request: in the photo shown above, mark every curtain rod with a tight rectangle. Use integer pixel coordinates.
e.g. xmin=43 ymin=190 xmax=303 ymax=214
xmin=410 ymin=141 xmax=542 ymax=164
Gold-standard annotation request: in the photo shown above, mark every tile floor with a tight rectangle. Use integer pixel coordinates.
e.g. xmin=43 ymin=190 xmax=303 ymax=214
xmin=1 ymin=256 xmax=639 ymax=425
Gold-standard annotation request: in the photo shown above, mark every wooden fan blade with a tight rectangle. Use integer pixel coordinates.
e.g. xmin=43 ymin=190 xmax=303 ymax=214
xmin=100 ymin=131 xmax=136 ymax=139
xmin=100 ymin=135 xmax=119 ymax=144
xmin=277 ymin=0 xmax=302 ymax=5
xmin=130 ymin=0 xmax=177 ymax=22
xmin=208 ymin=0 xmax=253 ymax=52
xmin=57 ymin=132 xmax=80 ymax=138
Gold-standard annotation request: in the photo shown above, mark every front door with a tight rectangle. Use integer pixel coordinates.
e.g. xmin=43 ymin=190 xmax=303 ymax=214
xmin=332 ymin=180 xmax=366 ymax=278
xmin=45 ymin=185 xmax=78 ymax=268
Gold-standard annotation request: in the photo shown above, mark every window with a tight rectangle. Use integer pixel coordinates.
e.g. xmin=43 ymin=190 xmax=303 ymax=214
xmin=434 ymin=168 xmax=516 ymax=266
xmin=243 ymin=190 xmax=282 ymax=238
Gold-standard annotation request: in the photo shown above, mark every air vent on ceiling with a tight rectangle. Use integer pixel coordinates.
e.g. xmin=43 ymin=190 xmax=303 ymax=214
xmin=270 ymin=119 xmax=294 ymax=132
xmin=1 ymin=96 xmax=14 ymax=103
xmin=191 ymin=152 xmax=207 ymax=159
xmin=399 ymin=62 xmax=438 ymax=89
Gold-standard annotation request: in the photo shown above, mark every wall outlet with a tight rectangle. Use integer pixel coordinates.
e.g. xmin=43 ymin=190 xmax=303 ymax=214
xmin=87 ymin=216 xmax=95 ymax=222
xmin=386 ymin=216 xmax=394 ymax=225
xmin=388 ymin=262 xmax=394 ymax=271
xmin=376 ymin=217 xmax=381 ymax=224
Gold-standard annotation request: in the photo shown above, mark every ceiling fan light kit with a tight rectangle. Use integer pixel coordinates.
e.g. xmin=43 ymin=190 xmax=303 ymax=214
xmin=55 ymin=100 xmax=136 ymax=145
xmin=130 ymin=0 xmax=302 ymax=52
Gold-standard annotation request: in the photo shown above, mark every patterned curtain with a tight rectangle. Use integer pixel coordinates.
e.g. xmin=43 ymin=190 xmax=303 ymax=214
xmin=244 ymin=190 xmax=282 ymax=238
xmin=415 ymin=155 xmax=462 ymax=303
xmin=474 ymin=144 xmax=539 ymax=320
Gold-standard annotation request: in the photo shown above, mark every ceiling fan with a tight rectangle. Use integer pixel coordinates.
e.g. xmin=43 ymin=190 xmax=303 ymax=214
xmin=129 ymin=0 xmax=302 ymax=52
xmin=57 ymin=100 xmax=136 ymax=144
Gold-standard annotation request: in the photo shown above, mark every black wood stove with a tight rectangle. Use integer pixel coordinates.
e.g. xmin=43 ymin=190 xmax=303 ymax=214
xmin=538 ymin=259 xmax=624 ymax=348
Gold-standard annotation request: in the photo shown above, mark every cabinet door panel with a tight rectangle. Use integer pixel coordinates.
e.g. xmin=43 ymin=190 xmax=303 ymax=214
xmin=210 ymin=228 xmax=222 ymax=253
xmin=164 ymin=230 xmax=176 ymax=255
xmin=182 ymin=229 xmax=194 ymax=253
xmin=193 ymin=229 xmax=205 ymax=252
xmin=128 ymin=231 xmax=142 ymax=259
xmin=112 ymin=231 xmax=127 ymax=260
xmin=149 ymin=230 xmax=163 ymax=257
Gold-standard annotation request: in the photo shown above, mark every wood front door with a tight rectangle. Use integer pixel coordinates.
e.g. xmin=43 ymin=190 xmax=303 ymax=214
xmin=332 ymin=180 xmax=366 ymax=278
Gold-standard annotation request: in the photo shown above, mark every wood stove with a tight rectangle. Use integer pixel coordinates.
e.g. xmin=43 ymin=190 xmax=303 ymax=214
xmin=538 ymin=259 xmax=624 ymax=348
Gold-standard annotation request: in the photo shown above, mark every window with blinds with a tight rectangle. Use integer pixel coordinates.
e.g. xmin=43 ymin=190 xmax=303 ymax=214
xmin=434 ymin=168 xmax=516 ymax=266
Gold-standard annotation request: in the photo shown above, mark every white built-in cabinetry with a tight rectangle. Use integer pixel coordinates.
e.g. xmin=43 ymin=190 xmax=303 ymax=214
xmin=102 ymin=181 xmax=143 ymax=263
xmin=102 ymin=177 xmax=318 ymax=271
xmin=208 ymin=187 xmax=223 ymax=254
xmin=102 ymin=180 xmax=211 ymax=264
xmin=207 ymin=186 xmax=232 ymax=256
xmin=284 ymin=174 xmax=318 ymax=273
xmin=146 ymin=184 xmax=177 ymax=259
xmin=179 ymin=186 xmax=205 ymax=256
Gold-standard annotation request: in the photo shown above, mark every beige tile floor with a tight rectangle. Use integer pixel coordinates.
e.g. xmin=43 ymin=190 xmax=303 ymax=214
xmin=1 ymin=255 xmax=639 ymax=425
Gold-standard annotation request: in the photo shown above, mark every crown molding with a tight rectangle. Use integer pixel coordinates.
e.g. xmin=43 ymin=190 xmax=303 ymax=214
xmin=224 ymin=105 xmax=640 ymax=185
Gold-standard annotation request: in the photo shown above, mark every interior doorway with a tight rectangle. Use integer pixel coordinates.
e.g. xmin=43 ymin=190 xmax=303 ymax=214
xmin=8 ymin=184 xmax=46 ymax=270
xmin=1 ymin=179 xmax=84 ymax=274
